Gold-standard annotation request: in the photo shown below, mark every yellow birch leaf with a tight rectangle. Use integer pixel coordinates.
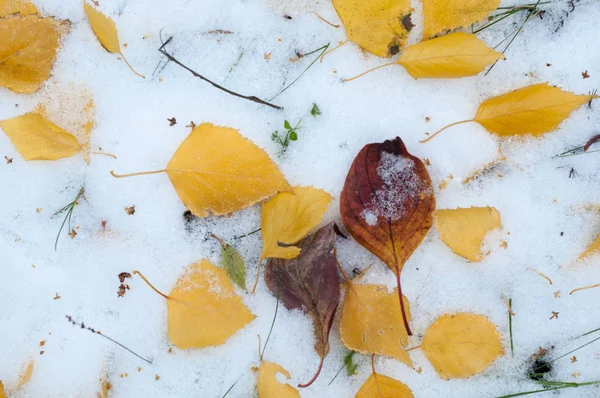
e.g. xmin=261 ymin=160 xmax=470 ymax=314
xmin=332 ymin=0 xmax=413 ymax=57
xmin=355 ymin=373 xmax=413 ymax=398
xmin=0 ymin=112 xmax=81 ymax=160
xmin=340 ymin=284 xmax=413 ymax=367
xmin=397 ymin=32 xmax=504 ymax=79
xmin=260 ymin=186 xmax=332 ymax=262
xmin=420 ymin=313 xmax=503 ymax=379
xmin=0 ymin=381 xmax=5 ymax=398
xmin=434 ymin=207 xmax=501 ymax=262
xmin=111 ymin=123 xmax=290 ymax=217
xmin=16 ymin=360 xmax=33 ymax=389
xmin=577 ymin=235 xmax=600 ymax=262
xmin=0 ymin=15 xmax=67 ymax=94
xmin=422 ymin=0 xmax=500 ymax=39
xmin=257 ymin=361 xmax=300 ymax=398
xmin=0 ymin=0 xmax=38 ymax=17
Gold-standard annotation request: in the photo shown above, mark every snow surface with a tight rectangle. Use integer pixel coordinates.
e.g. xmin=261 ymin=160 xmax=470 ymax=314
xmin=2 ymin=0 xmax=600 ymax=397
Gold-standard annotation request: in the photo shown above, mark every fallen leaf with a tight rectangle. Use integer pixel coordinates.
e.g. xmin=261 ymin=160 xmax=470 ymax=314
xmin=420 ymin=313 xmax=503 ymax=379
xmin=582 ymin=70 xmax=590 ymax=79
xmin=257 ymin=361 xmax=300 ymax=398
xmin=0 ymin=0 xmax=38 ymax=17
xmin=355 ymin=373 xmax=414 ymax=398
xmin=0 ymin=381 xmax=4 ymax=398
xmin=264 ymin=222 xmax=340 ymax=387
xmin=550 ymin=311 xmax=559 ymax=319
xmin=332 ymin=0 xmax=412 ymax=57
xmin=111 ymin=123 xmax=290 ymax=217
xmin=577 ymin=234 xmax=600 ymax=262
xmin=434 ymin=207 xmax=502 ymax=262
xmin=125 ymin=205 xmax=135 ymax=215
xmin=211 ymin=234 xmax=247 ymax=291
xmin=340 ymin=283 xmax=413 ymax=367
xmin=422 ymin=0 xmax=500 ymax=39
xmin=340 ymin=137 xmax=435 ymax=335
xmin=0 ymin=112 xmax=81 ymax=160
xmin=16 ymin=360 xmax=33 ymax=389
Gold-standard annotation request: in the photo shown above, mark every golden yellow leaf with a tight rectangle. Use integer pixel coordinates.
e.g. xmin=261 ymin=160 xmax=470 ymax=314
xmin=0 ymin=381 xmax=5 ymax=398
xmin=434 ymin=207 xmax=501 ymax=262
xmin=16 ymin=360 xmax=33 ymax=389
xmin=112 ymin=123 xmax=290 ymax=217
xmin=332 ymin=0 xmax=412 ymax=57
xmin=0 ymin=0 xmax=38 ymax=17
xmin=422 ymin=0 xmax=500 ymax=39
xmin=257 ymin=361 xmax=300 ymax=398
xmin=0 ymin=112 xmax=81 ymax=160
xmin=260 ymin=186 xmax=332 ymax=262
xmin=577 ymin=235 xmax=600 ymax=262
xmin=397 ymin=32 xmax=504 ymax=79
xmin=355 ymin=373 xmax=413 ymax=398
xmin=420 ymin=313 xmax=503 ymax=379
xmin=340 ymin=284 xmax=413 ymax=367
xmin=0 ymin=15 xmax=67 ymax=94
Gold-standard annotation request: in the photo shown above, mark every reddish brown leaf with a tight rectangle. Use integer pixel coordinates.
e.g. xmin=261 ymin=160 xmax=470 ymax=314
xmin=583 ymin=134 xmax=600 ymax=152
xmin=340 ymin=137 xmax=435 ymax=335
xmin=264 ymin=222 xmax=340 ymax=388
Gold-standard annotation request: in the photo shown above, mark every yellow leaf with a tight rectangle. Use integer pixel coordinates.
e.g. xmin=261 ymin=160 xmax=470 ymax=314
xmin=332 ymin=0 xmax=412 ymax=57
xmin=16 ymin=360 xmax=33 ymax=389
xmin=257 ymin=361 xmax=300 ymax=398
xmin=0 ymin=0 xmax=38 ymax=17
xmin=0 ymin=15 xmax=67 ymax=94
xmin=434 ymin=207 xmax=501 ymax=262
xmin=0 ymin=381 xmax=5 ymax=398
xmin=0 ymin=112 xmax=81 ymax=160
xmin=166 ymin=260 xmax=255 ymax=349
xmin=422 ymin=0 xmax=500 ymax=39
xmin=260 ymin=186 xmax=332 ymax=262
xmin=577 ymin=235 xmax=600 ymax=262
xmin=397 ymin=32 xmax=504 ymax=79
xmin=111 ymin=123 xmax=290 ymax=217
xmin=420 ymin=313 xmax=503 ymax=379
xmin=355 ymin=373 xmax=413 ymax=398
xmin=340 ymin=284 xmax=413 ymax=367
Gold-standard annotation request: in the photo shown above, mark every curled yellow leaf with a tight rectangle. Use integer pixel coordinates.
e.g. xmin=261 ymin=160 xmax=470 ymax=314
xmin=355 ymin=373 xmax=413 ymax=398
xmin=422 ymin=0 xmax=500 ymax=39
xmin=257 ymin=361 xmax=300 ymax=398
xmin=0 ymin=0 xmax=38 ymax=17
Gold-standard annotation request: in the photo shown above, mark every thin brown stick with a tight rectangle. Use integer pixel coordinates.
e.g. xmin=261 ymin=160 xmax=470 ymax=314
xmin=343 ymin=62 xmax=396 ymax=82
xmin=570 ymin=283 xmax=600 ymax=295
xmin=120 ymin=52 xmax=146 ymax=78
xmin=502 ymin=293 xmax=516 ymax=316
xmin=528 ymin=267 xmax=553 ymax=285
xmin=313 ymin=11 xmax=340 ymax=28
xmin=298 ymin=356 xmax=324 ymax=388
xmin=419 ymin=119 xmax=474 ymax=143
xmin=158 ymin=36 xmax=282 ymax=110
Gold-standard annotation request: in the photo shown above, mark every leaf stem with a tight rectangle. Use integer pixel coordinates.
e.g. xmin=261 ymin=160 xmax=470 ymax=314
xmin=133 ymin=270 xmax=170 ymax=300
xmin=110 ymin=169 xmax=166 ymax=178
xmin=343 ymin=62 xmax=396 ymax=83
xmin=298 ymin=356 xmax=324 ymax=388
xmin=313 ymin=11 xmax=340 ymax=28
xmin=419 ymin=119 xmax=474 ymax=143
xmin=509 ymin=298 xmax=514 ymax=356
xmin=120 ymin=52 xmax=146 ymax=79
xmin=250 ymin=259 xmax=263 ymax=294
xmin=405 ymin=345 xmax=421 ymax=352
xmin=320 ymin=40 xmax=348 ymax=63
xmin=90 ymin=151 xmax=117 ymax=159
xmin=395 ymin=270 xmax=412 ymax=336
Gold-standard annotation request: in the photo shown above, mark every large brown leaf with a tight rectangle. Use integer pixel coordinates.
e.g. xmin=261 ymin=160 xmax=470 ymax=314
xmin=264 ymin=222 xmax=340 ymax=388
xmin=340 ymin=137 xmax=435 ymax=335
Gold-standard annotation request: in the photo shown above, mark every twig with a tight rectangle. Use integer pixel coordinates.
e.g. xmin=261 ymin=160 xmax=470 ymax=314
xmin=528 ymin=267 xmax=553 ymax=284
xmin=570 ymin=283 xmax=600 ymax=295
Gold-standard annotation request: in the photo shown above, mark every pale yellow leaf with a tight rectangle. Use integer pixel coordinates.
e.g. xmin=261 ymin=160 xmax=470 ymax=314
xmin=0 ymin=0 xmax=38 ymax=17
xmin=434 ymin=207 xmax=501 ymax=262
xmin=257 ymin=361 xmax=300 ymax=398
xmin=260 ymin=186 xmax=332 ymax=262
xmin=355 ymin=373 xmax=413 ymax=398
xmin=397 ymin=32 xmax=504 ymax=79
xmin=0 ymin=112 xmax=81 ymax=160
xmin=84 ymin=2 xmax=120 ymax=53
xmin=422 ymin=0 xmax=500 ymax=39
xmin=0 ymin=381 xmax=5 ymax=398
xmin=15 ymin=360 xmax=33 ymax=389
xmin=577 ymin=235 xmax=600 ymax=262
xmin=421 ymin=313 xmax=503 ymax=379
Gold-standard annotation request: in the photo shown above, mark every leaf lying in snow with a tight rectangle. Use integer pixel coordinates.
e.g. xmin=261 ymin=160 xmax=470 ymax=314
xmin=422 ymin=0 xmax=500 ymax=39
xmin=577 ymin=235 xmax=600 ymax=263
xmin=340 ymin=284 xmax=413 ymax=367
xmin=420 ymin=313 xmax=503 ymax=379
xmin=340 ymin=137 xmax=435 ymax=335
xmin=332 ymin=0 xmax=413 ymax=57
xmin=0 ymin=0 xmax=38 ymax=17
xmin=0 ymin=112 xmax=81 ymax=160
xmin=111 ymin=123 xmax=291 ymax=217
xmin=434 ymin=207 xmax=502 ymax=262
xmin=212 ymin=234 xmax=247 ymax=291
xmin=0 ymin=381 xmax=5 ymax=398
xmin=265 ymin=222 xmax=341 ymax=387
xmin=397 ymin=32 xmax=504 ymax=79
xmin=257 ymin=361 xmax=300 ymax=398
xmin=355 ymin=373 xmax=414 ymax=398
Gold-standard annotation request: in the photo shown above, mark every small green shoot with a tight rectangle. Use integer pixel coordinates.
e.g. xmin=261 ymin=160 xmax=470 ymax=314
xmin=311 ymin=103 xmax=322 ymax=117
xmin=271 ymin=119 xmax=302 ymax=156
xmin=54 ymin=187 xmax=85 ymax=251
xmin=509 ymin=298 xmax=514 ymax=356
xmin=328 ymin=350 xmax=359 ymax=385
xmin=497 ymin=380 xmax=600 ymax=397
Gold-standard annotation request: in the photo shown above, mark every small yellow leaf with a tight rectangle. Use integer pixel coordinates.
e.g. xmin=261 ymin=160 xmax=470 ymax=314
xmin=84 ymin=2 xmax=120 ymax=53
xmin=340 ymin=284 xmax=413 ymax=367
xmin=577 ymin=235 xmax=600 ymax=262
xmin=0 ymin=112 xmax=81 ymax=161
xmin=0 ymin=0 xmax=38 ymax=17
xmin=260 ymin=186 xmax=332 ymax=262
xmin=355 ymin=373 xmax=413 ymax=398
xmin=421 ymin=313 xmax=503 ymax=379
xmin=167 ymin=260 xmax=255 ymax=349
xmin=434 ymin=207 xmax=501 ymax=262
xmin=422 ymin=0 xmax=500 ymax=39
xmin=0 ymin=381 xmax=5 ymax=398
xmin=257 ymin=361 xmax=300 ymax=398
xmin=332 ymin=0 xmax=412 ymax=57
xmin=397 ymin=32 xmax=504 ymax=79
xmin=16 ymin=360 xmax=33 ymax=389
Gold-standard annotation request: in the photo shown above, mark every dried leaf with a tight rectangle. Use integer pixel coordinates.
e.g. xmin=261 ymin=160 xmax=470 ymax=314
xmin=0 ymin=0 xmax=38 ymax=17
xmin=111 ymin=123 xmax=290 ymax=217
xmin=0 ymin=112 xmax=81 ymax=160
xmin=257 ymin=361 xmax=300 ymax=398
xmin=420 ymin=313 xmax=503 ymax=379
xmin=355 ymin=373 xmax=414 ymax=398
xmin=332 ymin=0 xmax=412 ymax=57
xmin=434 ymin=207 xmax=502 ymax=262
xmin=264 ymin=222 xmax=341 ymax=387
xmin=340 ymin=284 xmax=413 ymax=367
xmin=577 ymin=234 xmax=600 ymax=262
xmin=16 ymin=360 xmax=33 ymax=389
xmin=212 ymin=234 xmax=247 ymax=291
xmin=340 ymin=137 xmax=435 ymax=335
xmin=397 ymin=32 xmax=504 ymax=78
xmin=422 ymin=0 xmax=500 ymax=39
xmin=260 ymin=186 xmax=332 ymax=262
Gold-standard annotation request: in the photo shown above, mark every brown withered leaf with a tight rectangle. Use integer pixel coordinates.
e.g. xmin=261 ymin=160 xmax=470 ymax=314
xmin=118 ymin=272 xmax=132 ymax=283
xmin=340 ymin=137 xmax=435 ymax=335
xmin=264 ymin=222 xmax=340 ymax=388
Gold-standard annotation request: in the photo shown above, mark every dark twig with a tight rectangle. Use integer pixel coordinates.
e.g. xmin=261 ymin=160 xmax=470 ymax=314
xmin=158 ymin=35 xmax=282 ymax=110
